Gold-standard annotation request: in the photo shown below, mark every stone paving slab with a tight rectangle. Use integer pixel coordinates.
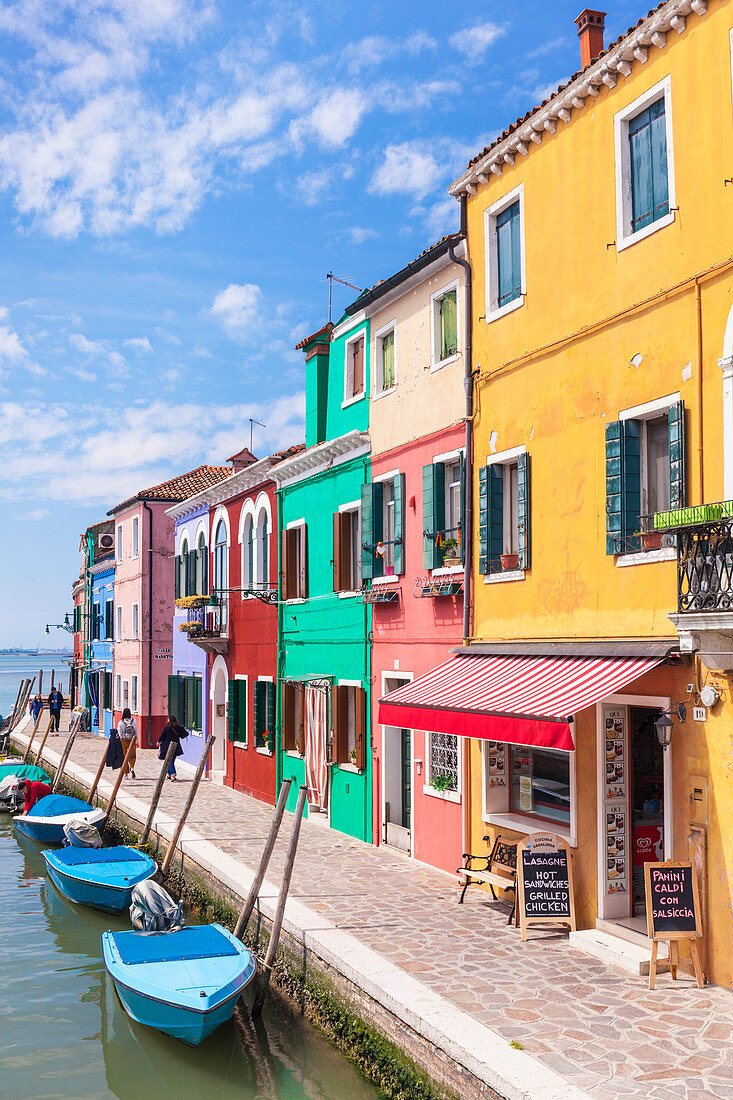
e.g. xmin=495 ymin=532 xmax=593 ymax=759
xmin=14 ymin=721 xmax=733 ymax=1099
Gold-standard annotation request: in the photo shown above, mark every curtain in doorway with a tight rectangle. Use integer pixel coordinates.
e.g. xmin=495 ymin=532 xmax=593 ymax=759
xmin=305 ymin=684 xmax=328 ymax=811
xmin=88 ymin=673 xmax=99 ymax=728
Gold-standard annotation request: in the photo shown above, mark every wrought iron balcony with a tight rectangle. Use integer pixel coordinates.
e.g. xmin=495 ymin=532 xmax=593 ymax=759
xmin=609 ymin=512 xmax=676 ymax=557
xmin=178 ymin=594 xmax=228 ymax=653
xmin=676 ymin=520 xmax=733 ymax=613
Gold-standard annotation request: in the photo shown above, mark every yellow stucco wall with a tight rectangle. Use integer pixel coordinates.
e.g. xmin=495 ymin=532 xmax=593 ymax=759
xmin=461 ymin=2 xmax=733 ymax=985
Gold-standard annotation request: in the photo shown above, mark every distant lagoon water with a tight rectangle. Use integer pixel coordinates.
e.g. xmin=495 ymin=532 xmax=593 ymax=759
xmin=0 ymin=653 xmax=72 ymax=718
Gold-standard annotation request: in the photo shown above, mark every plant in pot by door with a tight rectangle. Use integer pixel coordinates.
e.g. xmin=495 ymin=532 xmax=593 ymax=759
xmin=442 ymin=538 xmax=461 ymax=567
xmin=500 ymin=552 xmax=519 ymax=571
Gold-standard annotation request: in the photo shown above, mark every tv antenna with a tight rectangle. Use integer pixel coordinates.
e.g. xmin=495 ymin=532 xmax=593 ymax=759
xmin=326 ymin=271 xmax=361 ymax=323
xmin=249 ymin=418 xmax=265 ymax=450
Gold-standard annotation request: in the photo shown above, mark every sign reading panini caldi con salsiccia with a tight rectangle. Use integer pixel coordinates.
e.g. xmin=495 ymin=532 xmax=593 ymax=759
xmin=517 ymin=833 xmax=576 ymax=942
xmin=644 ymin=861 xmax=704 ymax=990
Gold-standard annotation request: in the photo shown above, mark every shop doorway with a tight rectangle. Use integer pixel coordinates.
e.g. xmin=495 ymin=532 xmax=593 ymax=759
xmin=629 ymin=707 xmax=665 ymax=918
xmin=382 ymin=675 xmax=412 ymax=854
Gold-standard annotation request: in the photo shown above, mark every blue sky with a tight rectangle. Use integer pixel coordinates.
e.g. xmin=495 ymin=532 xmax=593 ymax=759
xmin=0 ymin=0 xmax=644 ymax=646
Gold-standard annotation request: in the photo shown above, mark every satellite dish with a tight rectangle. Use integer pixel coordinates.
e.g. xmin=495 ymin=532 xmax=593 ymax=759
xmin=700 ymin=685 xmax=720 ymax=709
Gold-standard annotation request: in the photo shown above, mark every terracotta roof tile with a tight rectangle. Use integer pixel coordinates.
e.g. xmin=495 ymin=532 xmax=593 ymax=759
xmin=347 ymin=233 xmax=462 ymax=312
xmin=108 ymin=464 xmax=232 ymax=515
xmin=294 ymin=321 xmax=333 ymax=351
xmin=270 ymin=443 xmax=306 ymax=463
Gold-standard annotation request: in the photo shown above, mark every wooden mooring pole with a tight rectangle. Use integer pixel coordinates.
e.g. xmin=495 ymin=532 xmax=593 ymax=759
xmin=23 ymin=709 xmax=44 ymax=762
xmin=251 ymin=785 xmax=307 ymax=1018
xmin=31 ymin=716 xmax=54 ymax=766
xmin=101 ymin=737 xmax=137 ymax=825
xmin=139 ymin=742 xmax=178 ymax=847
xmin=51 ymin=726 xmax=78 ymax=792
xmin=160 ymin=735 xmax=215 ymax=878
xmin=234 ymin=779 xmax=292 ymax=940
xmin=89 ymin=738 xmax=112 ymax=803
xmin=12 ymin=678 xmax=35 ymax=731
xmin=7 ymin=680 xmax=26 ymax=733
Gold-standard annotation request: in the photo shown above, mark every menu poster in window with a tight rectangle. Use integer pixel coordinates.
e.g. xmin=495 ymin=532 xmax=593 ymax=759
xmin=603 ymin=705 xmax=629 ymax=901
xmin=487 ymin=741 xmax=506 ymax=788
xmin=517 ymin=833 xmax=576 ymax=942
xmin=644 ymin=861 xmax=704 ymax=990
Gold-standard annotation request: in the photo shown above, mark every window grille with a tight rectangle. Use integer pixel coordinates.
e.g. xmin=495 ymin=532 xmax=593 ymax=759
xmin=429 ymin=732 xmax=458 ymax=790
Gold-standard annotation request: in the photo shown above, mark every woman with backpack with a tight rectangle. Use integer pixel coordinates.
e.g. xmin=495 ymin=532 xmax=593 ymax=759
xmin=118 ymin=707 xmax=139 ymax=779
xmin=157 ymin=715 xmax=188 ymax=781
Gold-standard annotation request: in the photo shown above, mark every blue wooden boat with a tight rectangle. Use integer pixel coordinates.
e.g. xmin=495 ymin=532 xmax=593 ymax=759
xmin=102 ymin=924 xmax=256 ymax=1045
xmin=14 ymin=794 xmax=106 ymax=844
xmin=42 ymin=846 xmax=157 ymax=914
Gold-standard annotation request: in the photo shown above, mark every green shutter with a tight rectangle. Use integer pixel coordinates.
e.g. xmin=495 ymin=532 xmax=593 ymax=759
xmin=174 ymin=555 xmax=181 ymax=598
xmin=185 ymin=676 xmax=195 ymax=729
xmin=201 ymin=547 xmax=208 ymax=595
xmin=605 ymin=421 xmax=623 ymax=555
xmin=459 ymin=453 xmax=466 ymax=564
xmin=168 ymin=675 xmax=178 ymax=718
xmin=227 ymin=679 xmax=235 ymax=741
xmin=267 ymin=681 xmax=276 ymax=743
xmin=393 ymin=473 xmax=405 ymax=575
xmin=478 ymin=465 xmax=489 ymax=574
xmin=668 ymin=400 xmax=685 ymax=510
xmin=194 ymin=676 xmax=202 ymax=731
xmin=488 ymin=464 xmax=504 ymax=569
xmin=360 ymin=482 xmax=384 ymax=580
xmin=517 ymin=453 xmax=531 ymax=570
xmin=623 ymin=419 xmax=641 ymax=553
xmin=237 ymin=680 xmax=247 ymax=744
xmin=187 ymin=550 xmax=196 ymax=596
xmin=253 ymin=681 xmax=263 ymax=745
xmin=422 ymin=463 xmax=445 ymax=570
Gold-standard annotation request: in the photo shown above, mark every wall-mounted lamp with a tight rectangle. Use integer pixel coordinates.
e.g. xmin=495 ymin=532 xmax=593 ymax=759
xmin=655 ymin=702 xmax=687 ymax=749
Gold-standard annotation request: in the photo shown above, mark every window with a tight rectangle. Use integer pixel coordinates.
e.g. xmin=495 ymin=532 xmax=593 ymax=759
xmin=478 ymin=449 xmax=530 ymax=576
xmin=179 ymin=538 xmax=189 ymax=597
xmin=344 ymin=332 xmax=365 ymax=401
xmin=375 ymin=323 xmax=396 ymax=395
xmin=196 ymin=532 xmax=208 ymax=595
xmin=485 ymin=185 xmax=524 ymax=321
xmin=605 ymin=397 xmax=685 ymax=555
xmin=105 ymin=599 xmax=113 ymax=640
xmin=255 ymin=508 xmax=269 ymax=588
xmin=423 ymin=454 xmax=464 ymax=569
xmin=214 ymin=519 xmax=228 ymax=626
xmin=281 ymin=523 xmax=307 ymax=600
xmin=333 ymin=505 xmax=360 ymax=593
xmin=614 ymin=77 xmax=675 ymax=250
xmin=131 ymin=675 xmax=138 ymax=713
xmin=122 ymin=680 xmax=129 ymax=710
xmin=242 ymin=514 xmax=254 ymax=589
xmin=170 ymin=674 xmax=203 ymax=731
xmin=254 ymin=680 xmax=275 ymax=749
xmin=333 ymin=683 xmax=366 ymax=769
xmin=104 ymin=671 xmax=113 ymax=710
xmin=282 ymin=681 xmax=305 ymax=754
xmin=92 ymin=602 xmax=100 ymax=641
xmin=116 ymin=524 xmax=123 ymax=563
xmin=116 ymin=606 xmax=122 ymax=641
xmin=131 ymin=516 xmax=139 ymax=559
xmin=115 ymin=675 xmax=121 ymax=709
xmin=361 ymin=475 xmax=405 ymax=580
xmin=431 ymin=284 xmax=458 ymax=367
xmin=508 ymin=745 xmax=570 ymax=827
xmin=132 ymin=603 xmax=139 ymax=640
xmin=227 ymin=678 xmax=247 ymax=744
xmin=428 ymin=732 xmax=459 ymax=792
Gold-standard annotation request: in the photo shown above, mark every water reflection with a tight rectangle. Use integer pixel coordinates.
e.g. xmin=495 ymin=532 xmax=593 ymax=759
xmin=0 ymin=819 xmax=380 ymax=1100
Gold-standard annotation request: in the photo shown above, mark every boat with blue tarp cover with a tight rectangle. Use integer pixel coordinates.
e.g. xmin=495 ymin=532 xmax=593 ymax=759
xmin=13 ymin=794 xmax=106 ymax=843
xmin=42 ymin=846 xmax=157 ymax=913
xmin=102 ymin=923 xmax=256 ymax=1046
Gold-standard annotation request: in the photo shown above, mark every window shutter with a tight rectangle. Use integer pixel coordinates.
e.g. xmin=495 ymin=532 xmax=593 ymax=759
xmin=280 ymin=530 xmax=289 ymax=600
xmin=623 ymin=420 xmax=641 ymax=553
xmin=188 ymin=550 xmax=196 ymax=596
xmin=605 ymin=421 xmax=623 ymax=555
xmin=354 ymin=687 xmax=366 ymax=771
xmin=254 ymin=681 xmax=263 ymax=744
xmin=517 ymin=453 xmax=531 ymax=570
xmin=227 ymin=679 xmax=235 ymax=741
xmin=201 ymin=548 xmax=208 ymax=595
xmin=488 ymin=464 xmax=504 ymax=569
xmin=168 ymin=675 xmax=178 ymax=718
xmin=266 ymin=681 xmax=276 ymax=743
xmin=333 ymin=685 xmax=348 ymax=765
xmin=332 ymin=512 xmax=342 ymax=592
xmin=194 ymin=676 xmax=202 ymax=730
xmin=510 ymin=205 xmax=522 ymax=300
xmin=186 ymin=676 xmax=196 ymax=729
xmin=497 ymin=202 xmax=521 ymax=306
xmin=298 ymin=524 xmax=308 ymax=598
xmin=650 ymin=100 xmax=669 ymax=220
xmin=360 ymin=483 xmax=384 ymax=580
xmin=174 ymin=556 xmax=180 ymax=598
xmin=459 ymin=453 xmax=466 ymax=564
xmin=393 ymin=473 xmax=405 ymax=575
xmin=262 ymin=519 xmax=269 ymax=585
xmin=283 ymin=681 xmax=295 ymax=751
xmin=668 ymin=400 xmax=685 ymax=510
xmin=247 ymin=525 xmax=254 ymax=587
xmin=478 ymin=465 xmax=489 ymax=574
xmin=352 ymin=337 xmax=364 ymax=396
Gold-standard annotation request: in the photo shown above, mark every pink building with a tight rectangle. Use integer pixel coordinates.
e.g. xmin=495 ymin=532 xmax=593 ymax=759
xmin=109 ymin=466 xmax=230 ymax=748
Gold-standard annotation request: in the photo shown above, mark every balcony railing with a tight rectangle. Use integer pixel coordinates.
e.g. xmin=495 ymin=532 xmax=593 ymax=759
xmin=177 ymin=594 xmax=227 ymax=641
xmin=650 ymin=502 xmax=733 ymax=614
xmin=610 ymin=512 xmax=676 ymax=557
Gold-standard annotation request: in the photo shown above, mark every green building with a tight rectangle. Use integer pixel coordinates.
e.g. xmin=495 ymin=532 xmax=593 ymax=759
xmin=272 ymin=316 xmax=372 ymax=841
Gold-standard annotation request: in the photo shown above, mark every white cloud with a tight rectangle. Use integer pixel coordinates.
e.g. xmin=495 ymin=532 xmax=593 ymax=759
xmin=346 ymin=226 xmax=378 ymax=245
xmin=69 ymin=332 xmax=127 ymax=372
xmin=15 ymin=508 xmax=51 ymax=521
xmin=289 ymin=88 xmax=366 ymax=150
xmin=210 ymin=283 xmax=263 ymax=338
xmin=449 ymin=22 xmax=506 ymax=63
xmin=0 ymin=312 xmax=43 ymax=377
xmin=369 ymin=142 xmax=443 ymax=200
xmin=342 ymin=31 xmax=436 ymax=73
xmin=292 ymin=168 xmax=333 ymax=207
xmin=422 ymin=196 xmax=460 ymax=239
xmin=124 ymin=337 xmax=153 ymax=353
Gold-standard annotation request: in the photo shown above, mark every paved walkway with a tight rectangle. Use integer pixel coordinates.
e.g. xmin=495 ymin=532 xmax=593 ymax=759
xmin=14 ymin=719 xmax=733 ymax=1100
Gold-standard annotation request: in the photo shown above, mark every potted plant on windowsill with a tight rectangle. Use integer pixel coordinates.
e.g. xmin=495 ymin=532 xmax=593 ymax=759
xmin=431 ymin=773 xmax=455 ymax=793
xmin=640 ymin=530 xmax=663 ymax=551
xmin=349 ymin=749 xmax=357 ymax=765
xmin=500 ymin=553 xmax=519 ymax=571
xmin=441 ymin=538 xmax=461 ymax=567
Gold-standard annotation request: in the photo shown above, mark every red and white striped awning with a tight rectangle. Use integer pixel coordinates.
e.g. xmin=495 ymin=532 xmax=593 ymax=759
xmin=378 ymin=653 xmax=662 ymax=751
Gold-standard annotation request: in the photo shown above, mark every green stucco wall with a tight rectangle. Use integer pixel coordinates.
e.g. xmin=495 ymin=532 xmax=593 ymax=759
xmin=324 ymin=315 xmax=369 ymax=442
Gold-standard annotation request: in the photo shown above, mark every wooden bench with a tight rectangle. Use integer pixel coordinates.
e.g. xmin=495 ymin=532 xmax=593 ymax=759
xmin=457 ymin=835 xmax=517 ymax=924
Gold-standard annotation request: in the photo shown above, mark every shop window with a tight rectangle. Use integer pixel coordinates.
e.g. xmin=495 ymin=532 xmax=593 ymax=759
xmin=427 ymin=732 xmax=458 ymax=791
xmin=333 ymin=505 xmax=360 ymax=592
xmin=508 ymin=745 xmax=571 ymax=827
xmin=478 ymin=449 xmax=530 ymax=575
xmin=333 ymin=684 xmax=366 ymax=769
xmin=344 ymin=332 xmax=365 ymax=401
xmin=282 ymin=681 xmax=305 ymax=754
xmin=423 ymin=454 xmax=464 ymax=569
xmin=281 ymin=523 xmax=307 ymax=600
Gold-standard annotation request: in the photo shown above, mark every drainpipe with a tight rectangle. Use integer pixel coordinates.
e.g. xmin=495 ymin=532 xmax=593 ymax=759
xmin=695 ymin=278 xmax=704 ymax=503
xmin=448 ymin=194 xmax=473 ymax=645
xmin=449 ymin=194 xmax=473 ymax=862
xmin=143 ymin=501 xmax=154 ymax=748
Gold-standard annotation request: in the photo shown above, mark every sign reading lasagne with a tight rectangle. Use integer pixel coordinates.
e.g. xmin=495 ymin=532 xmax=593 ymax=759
xmin=517 ymin=833 xmax=576 ymax=941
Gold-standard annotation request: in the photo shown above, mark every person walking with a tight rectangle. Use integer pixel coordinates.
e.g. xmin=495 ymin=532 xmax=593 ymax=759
xmin=118 ymin=708 xmax=139 ymax=779
xmin=29 ymin=694 xmax=43 ymax=723
xmin=47 ymin=686 xmax=63 ymax=733
xmin=157 ymin=715 xmax=188 ymax=781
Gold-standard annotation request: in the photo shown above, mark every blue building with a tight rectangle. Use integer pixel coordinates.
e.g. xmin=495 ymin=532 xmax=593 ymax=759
xmin=90 ymin=555 xmax=115 ymax=735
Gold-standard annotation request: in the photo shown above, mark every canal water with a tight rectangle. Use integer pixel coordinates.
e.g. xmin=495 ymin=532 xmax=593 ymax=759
xmin=0 ymin=817 xmax=383 ymax=1100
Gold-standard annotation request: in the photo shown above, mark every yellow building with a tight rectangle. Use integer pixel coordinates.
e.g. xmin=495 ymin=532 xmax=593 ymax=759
xmin=441 ymin=1 xmax=733 ymax=984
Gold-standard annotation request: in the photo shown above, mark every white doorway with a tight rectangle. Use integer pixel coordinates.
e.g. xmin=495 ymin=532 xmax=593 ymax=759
xmin=381 ymin=673 xmax=412 ymax=854
xmin=210 ymin=656 xmax=228 ymax=779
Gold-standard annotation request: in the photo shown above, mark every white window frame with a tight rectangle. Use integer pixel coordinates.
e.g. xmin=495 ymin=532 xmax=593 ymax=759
xmin=284 ymin=518 xmax=306 ymax=603
xmin=115 ymin=675 xmax=122 ymax=710
xmin=342 ymin=329 xmax=367 ymax=408
xmin=239 ymin=503 xmax=255 ymax=598
xmin=131 ymin=674 xmax=138 ymax=713
xmin=116 ymin=524 xmax=123 ymax=564
xmin=484 ymin=182 xmax=525 ymax=324
xmin=430 ymin=279 xmax=460 ymax=370
xmin=255 ymin=675 xmax=275 ymax=755
xmin=423 ymin=730 xmax=462 ymax=804
xmin=132 ymin=602 xmax=139 ymax=640
xmin=481 ymin=733 xmax=578 ymax=848
xmin=483 ymin=444 xmax=527 ymax=585
xmin=337 ymin=498 xmax=361 ymax=596
xmin=254 ymin=492 xmax=272 ymax=589
xmin=131 ymin=516 xmax=139 ymax=559
xmin=431 ymin=447 xmax=465 ymax=578
xmin=614 ymin=75 xmax=676 ymax=253
xmin=116 ymin=606 xmax=122 ymax=641
xmin=373 ymin=319 xmax=397 ymax=399
xmin=370 ymin=468 xmax=400 ymax=584
xmin=616 ymin=392 xmax=679 ymax=566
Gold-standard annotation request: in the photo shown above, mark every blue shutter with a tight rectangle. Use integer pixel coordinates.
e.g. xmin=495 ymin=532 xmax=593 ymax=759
xmin=497 ymin=201 xmax=521 ymax=307
xmin=488 ymin=465 xmax=504 ymax=569
xmin=623 ymin=420 xmax=642 ymax=553
xmin=478 ymin=465 xmax=489 ymax=573
xmin=630 ymin=100 xmax=668 ymax=232
xmin=517 ymin=453 xmax=531 ymax=571
xmin=605 ymin=421 xmax=623 ymax=555
xmin=650 ymin=99 xmax=669 ymax=222
xmin=668 ymin=400 xmax=685 ymax=510
xmin=360 ymin=482 xmax=384 ymax=580
xmin=393 ymin=473 xmax=405 ymax=575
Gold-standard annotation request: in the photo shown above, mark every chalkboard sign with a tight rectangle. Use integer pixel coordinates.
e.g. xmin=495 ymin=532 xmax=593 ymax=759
xmin=517 ymin=834 xmax=576 ymax=941
xmin=644 ymin=861 xmax=704 ymax=990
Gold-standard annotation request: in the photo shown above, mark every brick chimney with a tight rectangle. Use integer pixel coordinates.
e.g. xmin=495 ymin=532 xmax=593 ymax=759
xmin=227 ymin=446 xmax=257 ymax=471
xmin=575 ymin=9 xmax=606 ymax=69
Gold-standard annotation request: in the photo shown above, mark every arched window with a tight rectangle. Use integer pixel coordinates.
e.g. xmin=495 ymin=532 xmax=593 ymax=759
xmin=256 ymin=509 xmax=269 ymax=588
xmin=196 ymin=531 xmax=207 ymax=595
xmin=180 ymin=537 xmax=189 ymax=597
xmin=242 ymin=514 xmax=254 ymax=591
xmin=214 ymin=520 xmax=228 ymax=628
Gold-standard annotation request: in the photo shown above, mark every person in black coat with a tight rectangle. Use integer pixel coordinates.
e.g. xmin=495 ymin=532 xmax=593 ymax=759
xmin=105 ymin=728 xmax=124 ymax=770
xmin=48 ymin=687 xmax=63 ymax=733
xmin=157 ymin=715 xmax=187 ymax=781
